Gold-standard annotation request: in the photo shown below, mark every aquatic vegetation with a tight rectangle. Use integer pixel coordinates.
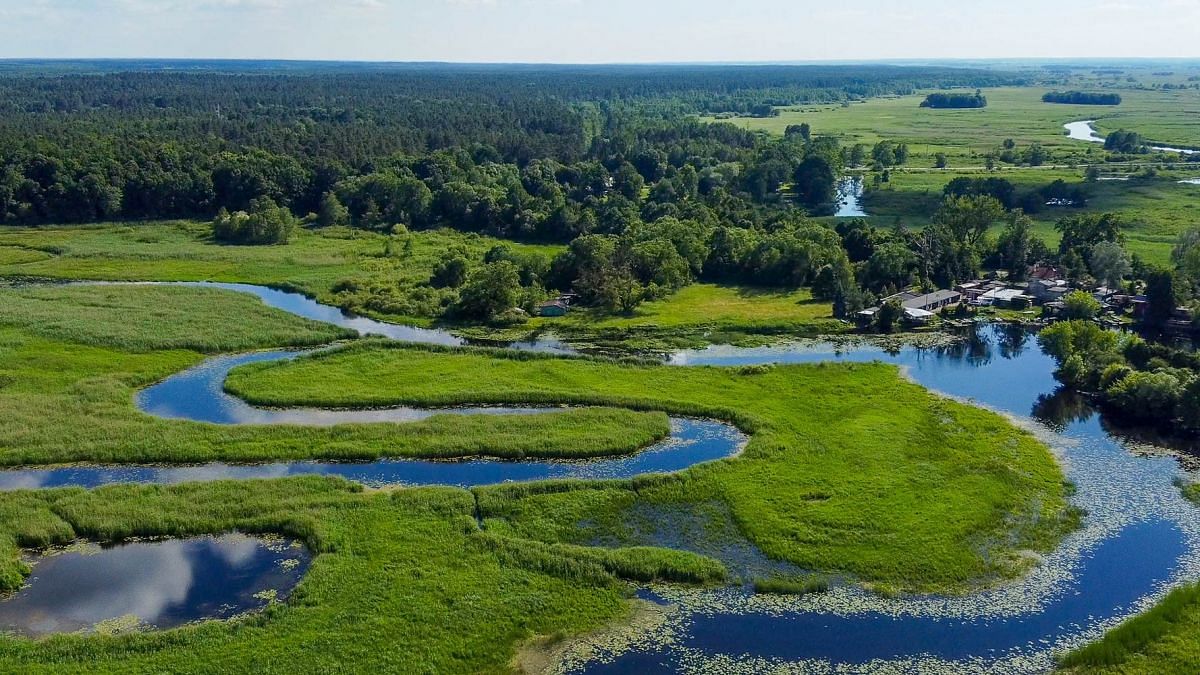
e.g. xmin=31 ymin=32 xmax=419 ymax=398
xmin=752 ymin=575 xmax=830 ymax=596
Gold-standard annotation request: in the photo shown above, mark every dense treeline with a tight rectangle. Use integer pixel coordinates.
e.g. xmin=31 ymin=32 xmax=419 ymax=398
xmin=0 ymin=64 xmax=1016 ymax=227
xmin=1042 ymin=91 xmax=1122 ymax=105
xmin=920 ymin=91 xmax=987 ymax=109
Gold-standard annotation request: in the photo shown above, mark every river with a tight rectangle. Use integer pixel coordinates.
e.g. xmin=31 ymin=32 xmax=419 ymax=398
xmin=4 ymin=282 xmax=1199 ymax=672
xmin=1065 ymin=120 xmax=1198 ymax=155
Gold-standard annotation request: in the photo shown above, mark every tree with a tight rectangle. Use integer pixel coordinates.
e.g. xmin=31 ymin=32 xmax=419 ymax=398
xmin=995 ymin=212 xmax=1035 ymax=280
xmin=430 ymin=254 xmax=470 ymax=288
xmin=611 ymin=162 xmax=645 ymax=201
xmin=934 ymin=153 xmax=948 ymax=169
xmin=1088 ymin=241 xmax=1131 ymax=289
xmin=1061 ymin=290 xmax=1101 ymax=320
xmin=316 ymin=191 xmax=349 ymax=228
xmin=799 ymin=123 xmax=812 ymax=141
xmin=1055 ymin=213 xmax=1123 ymax=255
xmin=1038 ymin=320 xmax=1119 ymax=366
xmin=1105 ymin=371 xmax=1184 ymax=422
xmin=1173 ymin=227 xmax=1200 ymax=288
xmin=875 ymin=300 xmax=903 ymax=333
xmin=456 ymin=261 xmax=522 ymax=321
xmin=211 ymin=198 xmax=296 ymax=245
xmin=1023 ymin=143 xmax=1049 ymax=167
xmin=932 ymin=195 xmax=1005 ymax=248
xmin=792 ymin=155 xmax=837 ymax=209
xmin=1143 ymin=268 xmax=1178 ymax=327
xmin=862 ymin=242 xmax=917 ymax=292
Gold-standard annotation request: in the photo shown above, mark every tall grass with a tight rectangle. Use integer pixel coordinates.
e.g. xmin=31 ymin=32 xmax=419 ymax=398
xmin=0 ymin=285 xmax=353 ymax=352
xmin=1058 ymin=583 xmax=1200 ymax=669
xmin=0 ymin=479 xmax=645 ymax=672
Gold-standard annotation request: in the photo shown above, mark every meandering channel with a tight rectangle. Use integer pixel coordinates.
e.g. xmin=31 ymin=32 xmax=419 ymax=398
xmin=1065 ymin=119 xmax=1198 ymax=155
xmin=5 ymin=282 xmax=1200 ymax=672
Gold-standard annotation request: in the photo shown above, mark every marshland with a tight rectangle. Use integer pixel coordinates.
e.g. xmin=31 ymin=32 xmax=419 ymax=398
xmin=0 ymin=51 xmax=1198 ymax=675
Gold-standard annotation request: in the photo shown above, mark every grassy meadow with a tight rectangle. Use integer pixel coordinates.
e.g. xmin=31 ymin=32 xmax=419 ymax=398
xmin=228 ymin=340 xmax=1077 ymax=592
xmin=1058 ymin=581 xmax=1200 ymax=673
xmin=0 ymin=286 xmax=668 ymax=466
xmin=702 ymin=86 xmax=1200 ymax=165
xmin=0 ymin=221 xmax=562 ymax=327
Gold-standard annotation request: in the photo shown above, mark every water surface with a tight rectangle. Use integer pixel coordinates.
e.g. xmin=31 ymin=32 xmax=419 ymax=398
xmin=0 ymin=533 xmax=309 ymax=637
xmin=834 ymin=176 xmax=867 ymax=217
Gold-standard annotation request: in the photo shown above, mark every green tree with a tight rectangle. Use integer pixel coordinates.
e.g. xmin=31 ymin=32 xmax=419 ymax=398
xmin=1143 ymin=268 xmax=1178 ymax=327
xmin=317 ymin=191 xmax=350 ymax=228
xmin=995 ymin=212 xmax=1035 ymax=281
xmin=1105 ymin=371 xmax=1184 ymax=422
xmin=792 ymin=155 xmax=837 ymax=209
xmin=1055 ymin=213 xmax=1123 ymax=255
xmin=212 ymin=197 xmax=296 ymax=245
xmin=1172 ymin=227 xmax=1200 ymax=289
xmin=1088 ymin=241 xmax=1131 ymax=289
xmin=1061 ymin=290 xmax=1101 ymax=320
xmin=875 ymin=300 xmax=903 ymax=333
xmin=430 ymin=254 xmax=470 ymax=288
xmin=862 ymin=242 xmax=917 ymax=292
xmin=932 ymin=195 xmax=1005 ymax=248
xmin=455 ymin=261 xmax=522 ymax=320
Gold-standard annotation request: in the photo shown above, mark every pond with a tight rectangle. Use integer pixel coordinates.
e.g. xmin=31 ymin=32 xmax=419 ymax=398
xmin=833 ymin=175 xmax=866 ymax=217
xmin=0 ymin=533 xmax=309 ymax=637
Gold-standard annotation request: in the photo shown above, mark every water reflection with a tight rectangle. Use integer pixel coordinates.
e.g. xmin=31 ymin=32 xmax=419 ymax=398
xmin=0 ymin=533 xmax=309 ymax=637
xmin=834 ymin=176 xmax=867 ymax=217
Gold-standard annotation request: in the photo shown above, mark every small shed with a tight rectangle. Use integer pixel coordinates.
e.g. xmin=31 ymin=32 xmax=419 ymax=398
xmin=538 ymin=300 xmax=570 ymax=317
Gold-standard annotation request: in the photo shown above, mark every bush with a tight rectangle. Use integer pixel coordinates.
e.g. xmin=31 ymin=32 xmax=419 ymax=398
xmin=1104 ymin=370 xmax=1184 ymax=422
xmin=211 ymin=198 xmax=296 ymax=245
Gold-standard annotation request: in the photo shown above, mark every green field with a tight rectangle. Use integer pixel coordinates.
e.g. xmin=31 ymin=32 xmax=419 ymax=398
xmin=227 ymin=340 xmax=1076 ymax=592
xmin=863 ymin=168 xmax=1200 ymax=265
xmin=0 ymin=223 xmax=848 ymax=347
xmin=513 ymin=283 xmax=846 ymax=352
xmin=702 ymin=86 xmax=1200 ymax=165
xmin=0 ymin=222 xmax=562 ymax=328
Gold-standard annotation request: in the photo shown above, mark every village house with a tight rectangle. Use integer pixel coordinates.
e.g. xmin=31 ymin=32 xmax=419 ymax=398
xmin=976 ymin=287 xmax=1033 ymax=309
xmin=856 ymin=288 xmax=962 ymax=326
xmin=537 ymin=300 xmax=570 ymax=317
xmin=1026 ymin=278 xmax=1071 ymax=303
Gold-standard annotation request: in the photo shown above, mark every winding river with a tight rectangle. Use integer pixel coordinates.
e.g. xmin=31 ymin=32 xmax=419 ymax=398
xmin=1065 ymin=119 xmax=1198 ymax=155
xmin=4 ymin=282 xmax=1200 ymax=672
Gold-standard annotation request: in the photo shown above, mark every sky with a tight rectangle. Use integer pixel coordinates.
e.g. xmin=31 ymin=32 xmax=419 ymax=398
xmin=0 ymin=0 xmax=1198 ymax=63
